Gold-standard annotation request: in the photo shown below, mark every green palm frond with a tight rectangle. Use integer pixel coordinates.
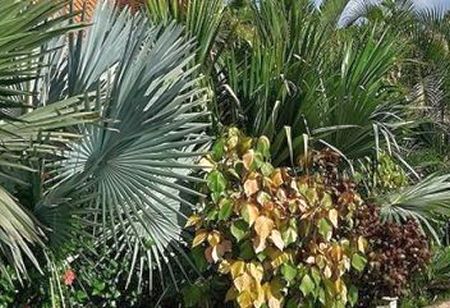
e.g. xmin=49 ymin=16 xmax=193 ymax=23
xmin=221 ymin=0 xmax=406 ymax=165
xmin=0 ymin=92 xmax=100 ymax=280
xmin=42 ymin=1 xmax=209 ymax=291
xmin=0 ymin=185 xmax=44 ymax=281
xmin=0 ymin=0 xmax=81 ymax=110
xmin=146 ymin=0 xmax=225 ymax=66
xmin=0 ymin=94 xmax=98 ymax=154
xmin=426 ymin=247 xmax=450 ymax=290
xmin=0 ymin=0 xmax=101 ymax=280
xmin=377 ymin=174 xmax=450 ymax=243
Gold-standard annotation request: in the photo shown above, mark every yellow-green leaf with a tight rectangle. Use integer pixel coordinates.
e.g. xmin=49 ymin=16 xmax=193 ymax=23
xmin=256 ymin=191 xmax=271 ymax=206
xmin=241 ymin=203 xmax=259 ymax=226
xmin=357 ymin=236 xmax=367 ymax=253
xmin=244 ymin=178 xmax=259 ymax=196
xmin=348 ymin=285 xmax=358 ymax=306
xmin=253 ymin=235 xmax=267 ymax=254
xmin=231 ymin=220 xmax=248 ymax=242
xmin=256 ymin=136 xmax=271 ymax=158
xmin=254 ymin=216 xmax=274 ymax=241
xmin=218 ymin=260 xmax=231 ymax=274
xmin=351 ymin=253 xmax=367 ymax=272
xmin=247 ymin=262 xmax=264 ymax=283
xmin=234 ymin=272 xmax=253 ymax=292
xmin=192 ymin=229 xmax=208 ymax=247
xmin=271 ymin=169 xmax=284 ymax=187
xmin=299 ymin=274 xmax=315 ymax=297
xmin=270 ymin=229 xmax=285 ymax=251
xmin=270 ymin=251 xmax=292 ymax=268
xmin=185 ymin=214 xmax=201 ymax=228
xmin=242 ymin=150 xmax=255 ymax=170
xmin=318 ymin=218 xmax=333 ymax=241
xmin=236 ymin=290 xmax=253 ymax=308
xmin=328 ymin=209 xmax=339 ymax=228
xmin=281 ymin=263 xmax=297 ymax=282
xmin=219 ymin=199 xmax=233 ymax=221
xmin=230 ymin=260 xmax=246 ymax=279
xmin=207 ymin=170 xmax=227 ymax=194
xmin=225 ymin=287 xmax=238 ymax=302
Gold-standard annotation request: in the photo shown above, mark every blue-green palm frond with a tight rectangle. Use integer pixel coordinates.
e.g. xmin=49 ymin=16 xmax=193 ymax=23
xmin=377 ymin=174 xmax=450 ymax=243
xmin=44 ymin=1 xmax=209 ymax=290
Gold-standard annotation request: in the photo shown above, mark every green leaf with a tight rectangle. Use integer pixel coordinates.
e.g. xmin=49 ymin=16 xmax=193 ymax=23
xmin=332 ymin=302 xmax=346 ymax=308
xmin=92 ymin=280 xmax=106 ymax=295
xmin=348 ymin=285 xmax=358 ymax=306
xmin=311 ymin=267 xmax=321 ymax=285
xmin=281 ymin=221 xmax=298 ymax=246
xmin=253 ymin=152 xmax=265 ymax=169
xmin=256 ymin=136 xmax=271 ymax=159
xmin=207 ymin=170 xmax=227 ymax=194
xmin=318 ymin=218 xmax=333 ymax=240
xmin=318 ymin=287 xmax=326 ymax=305
xmin=351 ymin=253 xmax=367 ymax=272
xmin=286 ymin=298 xmax=299 ymax=308
xmin=219 ymin=199 xmax=233 ymax=221
xmin=206 ymin=208 xmax=218 ymax=221
xmin=191 ymin=246 xmax=208 ymax=272
xmin=212 ymin=139 xmax=225 ymax=161
xmin=239 ymin=241 xmax=255 ymax=260
xmin=182 ymin=284 xmax=203 ymax=307
xmin=260 ymin=162 xmax=274 ymax=176
xmin=239 ymin=240 xmax=255 ymax=260
xmin=256 ymin=251 xmax=268 ymax=262
xmin=75 ymin=290 xmax=88 ymax=301
xmin=300 ymin=274 xmax=315 ymax=297
xmin=231 ymin=220 xmax=248 ymax=242
xmin=281 ymin=263 xmax=297 ymax=282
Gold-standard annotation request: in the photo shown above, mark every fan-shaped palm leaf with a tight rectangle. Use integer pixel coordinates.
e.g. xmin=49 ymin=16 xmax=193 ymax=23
xmin=377 ymin=174 xmax=450 ymax=243
xmin=43 ymin=1 xmax=209 ymax=290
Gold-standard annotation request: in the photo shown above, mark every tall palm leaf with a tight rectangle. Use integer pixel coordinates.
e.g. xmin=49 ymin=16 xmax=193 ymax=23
xmin=0 ymin=0 xmax=80 ymax=112
xmin=221 ymin=0 xmax=407 ymax=165
xmin=146 ymin=0 xmax=224 ymax=67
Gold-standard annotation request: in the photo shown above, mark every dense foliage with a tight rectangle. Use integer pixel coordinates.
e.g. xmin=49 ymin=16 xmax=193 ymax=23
xmin=184 ymin=129 xmax=431 ymax=307
xmin=1 ymin=0 xmax=450 ymax=306
xmin=353 ymin=204 xmax=431 ymax=305
xmin=186 ymin=129 xmax=368 ymax=307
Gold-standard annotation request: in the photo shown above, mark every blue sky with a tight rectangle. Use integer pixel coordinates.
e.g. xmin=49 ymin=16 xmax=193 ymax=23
xmin=315 ymin=0 xmax=450 ymax=11
xmin=414 ymin=0 xmax=450 ymax=10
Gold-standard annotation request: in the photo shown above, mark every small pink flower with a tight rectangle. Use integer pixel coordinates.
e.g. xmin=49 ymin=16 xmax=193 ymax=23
xmin=63 ymin=269 xmax=76 ymax=286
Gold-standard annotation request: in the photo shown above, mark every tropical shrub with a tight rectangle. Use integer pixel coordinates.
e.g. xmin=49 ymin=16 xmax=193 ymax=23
xmin=186 ymin=128 xmax=370 ymax=307
xmin=352 ymin=204 xmax=431 ymax=306
xmin=185 ymin=128 xmax=436 ymax=307
xmin=402 ymin=246 xmax=450 ymax=307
